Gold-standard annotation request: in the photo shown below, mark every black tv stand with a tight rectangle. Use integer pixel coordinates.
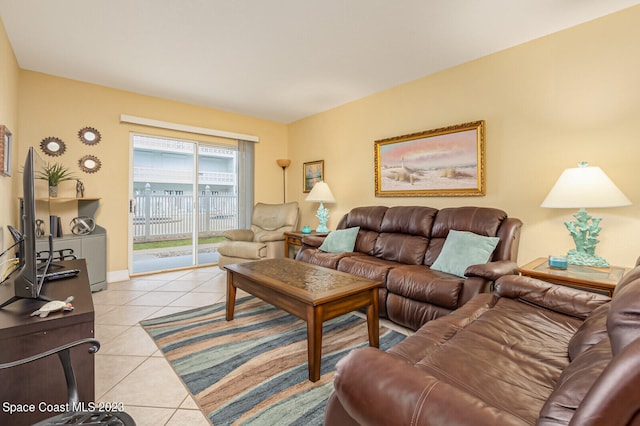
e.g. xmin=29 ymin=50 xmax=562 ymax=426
xmin=0 ymin=293 xmax=53 ymax=309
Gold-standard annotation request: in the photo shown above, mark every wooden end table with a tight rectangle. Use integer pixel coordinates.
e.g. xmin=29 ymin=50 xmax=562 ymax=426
xmin=518 ymin=257 xmax=630 ymax=296
xmin=284 ymin=231 xmax=328 ymax=258
xmin=225 ymin=258 xmax=380 ymax=382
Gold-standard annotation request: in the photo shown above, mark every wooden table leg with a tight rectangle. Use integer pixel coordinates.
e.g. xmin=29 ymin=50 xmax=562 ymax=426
xmin=366 ymin=289 xmax=379 ymax=348
xmin=284 ymin=237 xmax=291 ymax=258
xmin=226 ymin=270 xmax=236 ymax=321
xmin=306 ymin=305 xmax=323 ymax=382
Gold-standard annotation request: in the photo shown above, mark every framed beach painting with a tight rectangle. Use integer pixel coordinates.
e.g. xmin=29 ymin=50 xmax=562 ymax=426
xmin=374 ymin=120 xmax=485 ymax=197
xmin=303 ymin=160 xmax=324 ymax=193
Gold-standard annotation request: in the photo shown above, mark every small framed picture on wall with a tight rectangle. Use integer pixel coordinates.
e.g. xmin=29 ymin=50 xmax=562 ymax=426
xmin=303 ymin=160 xmax=324 ymax=192
xmin=0 ymin=125 xmax=12 ymax=177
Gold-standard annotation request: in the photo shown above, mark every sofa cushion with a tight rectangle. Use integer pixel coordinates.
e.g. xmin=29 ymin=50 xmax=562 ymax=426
xmin=251 ymin=201 xmax=299 ymax=231
xmin=386 ymin=295 xmax=581 ymax=423
xmin=295 ymin=249 xmax=359 ymax=269
xmin=338 ymin=206 xmax=387 ymax=255
xmin=340 ymin=206 xmax=387 ymax=231
xmin=374 ymin=233 xmax=428 ymax=265
xmin=538 ymin=340 xmax=612 ymax=425
xmin=430 ymin=206 xmax=507 ymax=237
xmin=430 ymin=230 xmax=499 ymax=278
xmin=337 ymin=255 xmax=400 ymax=283
xmin=386 ymin=293 xmax=461 ymax=331
xmin=568 ymin=303 xmax=609 ymax=361
xmin=425 ymin=207 xmax=507 ymax=265
xmin=379 ymin=206 xmax=437 ymax=237
xmin=387 ymin=265 xmax=463 ymax=309
xmin=319 ymin=227 xmax=359 ymax=253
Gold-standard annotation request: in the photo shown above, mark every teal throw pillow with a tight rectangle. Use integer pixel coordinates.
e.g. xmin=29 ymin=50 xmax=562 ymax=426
xmin=319 ymin=227 xmax=360 ymax=253
xmin=430 ymin=230 xmax=500 ymax=278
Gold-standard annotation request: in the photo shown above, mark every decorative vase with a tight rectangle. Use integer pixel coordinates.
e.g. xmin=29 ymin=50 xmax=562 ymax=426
xmin=49 ymin=185 xmax=58 ymax=197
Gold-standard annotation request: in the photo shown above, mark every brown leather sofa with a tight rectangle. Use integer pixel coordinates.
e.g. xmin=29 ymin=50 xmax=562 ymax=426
xmin=296 ymin=206 xmax=523 ymax=331
xmin=325 ymin=259 xmax=640 ymax=426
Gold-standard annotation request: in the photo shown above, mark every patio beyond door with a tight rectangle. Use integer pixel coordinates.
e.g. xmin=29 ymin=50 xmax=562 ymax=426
xmin=130 ymin=135 xmax=239 ymax=274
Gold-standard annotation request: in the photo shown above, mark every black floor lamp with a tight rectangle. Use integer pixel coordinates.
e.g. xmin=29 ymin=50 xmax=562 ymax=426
xmin=276 ymin=159 xmax=291 ymax=203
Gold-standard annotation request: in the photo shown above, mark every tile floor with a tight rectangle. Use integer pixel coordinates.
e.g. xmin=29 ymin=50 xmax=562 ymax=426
xmin=93 ymin=265 xmax=232 ymax=426
xmin=92 ymin=265 xmax=410 ymax=426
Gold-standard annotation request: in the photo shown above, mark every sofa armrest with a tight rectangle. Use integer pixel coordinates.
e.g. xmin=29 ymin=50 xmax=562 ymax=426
xmin=569 ymin=337 xmax=640 ymax=426
xmin=254 ymin=229 xmax=287 ymax=243
xmin=331 ymin=347 xmax=525 ymax=426
xmin=464 ymin=260 xmax=518 ymax=281
xmin=494 ymin=275 xmax=610 ymax=319
xmin=300 ymin=235 xmax=326 ymax=248
xmin=222 ymin=229 xmax=254 ymax=241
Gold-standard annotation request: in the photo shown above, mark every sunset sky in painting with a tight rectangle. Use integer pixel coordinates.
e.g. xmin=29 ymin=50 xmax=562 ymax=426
xmin=379 ymin=128 xmax=478 ymax=170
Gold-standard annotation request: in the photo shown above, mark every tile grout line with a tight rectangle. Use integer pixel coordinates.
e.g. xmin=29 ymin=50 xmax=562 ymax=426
xmin=91 ymin=267 xmax=224 ymax=424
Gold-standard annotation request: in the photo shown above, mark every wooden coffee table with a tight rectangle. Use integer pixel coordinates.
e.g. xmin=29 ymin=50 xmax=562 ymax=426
xmin=225 ymin=258 xmax=380 ymax=382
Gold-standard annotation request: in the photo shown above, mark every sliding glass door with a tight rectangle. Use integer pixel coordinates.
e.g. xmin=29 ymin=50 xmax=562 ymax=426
xmin=196 ymin=144 xmax=238 ymax=266
xmin=130 ymin=134 xmax=239 ymax=275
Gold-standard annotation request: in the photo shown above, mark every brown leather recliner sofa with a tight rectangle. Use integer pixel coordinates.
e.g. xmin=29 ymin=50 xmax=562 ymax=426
xmin=325 ymin=259 xmax=640 ymax=426
xmin=296 ymin=206 xmax=523 ymax=331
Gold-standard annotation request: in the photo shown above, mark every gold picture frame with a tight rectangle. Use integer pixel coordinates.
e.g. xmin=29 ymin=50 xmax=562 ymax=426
xmin=374 ymin=120 xmax=485 ymax=197
xmin=303 ymin=160 xmax=324 ymax=193
xmin=0 ymin=125 xmax=12 ymax=176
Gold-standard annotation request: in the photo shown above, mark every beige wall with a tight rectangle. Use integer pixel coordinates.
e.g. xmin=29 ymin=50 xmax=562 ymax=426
xmin=3 ymin=6 xmax=640 ymax=276
xmin=17 ymin=72 xmax=288 ymax=274
xmin=0 ymin=19 xmax=19 ymax=253
xmin=288 ymin=6 xmax=640 ymax=267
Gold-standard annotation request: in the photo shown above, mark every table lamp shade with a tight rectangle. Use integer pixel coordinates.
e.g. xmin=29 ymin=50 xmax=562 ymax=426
xmin=541 ymin=164 xmax=631 ymax=208
xmin=305 ymin=181 xmax=335 ymax=233
xmin=305 ymin=181 xmax=335 ymax=203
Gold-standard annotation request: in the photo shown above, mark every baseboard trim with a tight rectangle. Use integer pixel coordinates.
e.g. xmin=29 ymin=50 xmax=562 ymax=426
xmin=107 ymin=270 xmax=130 ymax=283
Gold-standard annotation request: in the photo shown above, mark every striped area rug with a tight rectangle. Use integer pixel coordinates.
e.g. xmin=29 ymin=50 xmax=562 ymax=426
xmin=140 ymin=296 xmax=406 ymax=425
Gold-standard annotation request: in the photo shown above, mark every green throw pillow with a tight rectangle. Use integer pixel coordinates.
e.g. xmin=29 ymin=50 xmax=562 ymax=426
xmin=319 ymin=227 xmax=360 ymax=253
xmin=431 ymin=230 xmax=500 ymax=278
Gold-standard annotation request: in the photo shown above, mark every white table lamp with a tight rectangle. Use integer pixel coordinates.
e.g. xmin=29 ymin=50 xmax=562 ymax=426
xmin=305 ymin=181 xmax=336 ymax=233
xmin=541 ymin=162 xmax=631 ymax=267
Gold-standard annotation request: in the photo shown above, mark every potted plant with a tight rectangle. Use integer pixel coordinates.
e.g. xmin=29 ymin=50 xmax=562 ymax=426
xmin=37 ymin=162 xmax=76 ymax=197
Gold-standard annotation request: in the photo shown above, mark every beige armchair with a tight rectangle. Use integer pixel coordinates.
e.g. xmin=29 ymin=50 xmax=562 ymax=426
xmin=217 ymin=202 xmax=299 ymax=269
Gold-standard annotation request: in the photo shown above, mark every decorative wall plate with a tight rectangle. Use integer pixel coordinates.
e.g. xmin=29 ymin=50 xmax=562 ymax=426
xmin=40 ymin=137 xmax=66 ymax=157
xmin=78 ymin=127 xmax=101 ymax=145
xmin=78 ymin=155 xmax=102 ymax=173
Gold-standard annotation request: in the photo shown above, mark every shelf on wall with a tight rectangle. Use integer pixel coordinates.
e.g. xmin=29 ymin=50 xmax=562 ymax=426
xmin=34 ymin=197 xmax=101 ymax=202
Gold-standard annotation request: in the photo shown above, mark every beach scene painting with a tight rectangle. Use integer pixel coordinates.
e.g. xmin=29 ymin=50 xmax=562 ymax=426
xmin=375 ymin=121 xmax=485 ymax=197
xmin=303 ymin=160 xmax=324 ymax=192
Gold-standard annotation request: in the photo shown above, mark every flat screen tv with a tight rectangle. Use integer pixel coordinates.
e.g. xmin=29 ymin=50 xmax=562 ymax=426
xmin=0 ymin=147 xmax=53 ymax=308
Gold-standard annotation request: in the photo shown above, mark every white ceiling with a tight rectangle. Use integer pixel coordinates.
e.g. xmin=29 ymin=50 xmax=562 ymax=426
xmin=1 ymin=0 xmax=639 ymax=123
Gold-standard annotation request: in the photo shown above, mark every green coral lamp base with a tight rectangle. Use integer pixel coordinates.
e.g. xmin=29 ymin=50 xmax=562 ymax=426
xmin=315 ymin=202 xmax=331 ymax=233
xmin=564 ymin=208 xmax=610 ymax=268
xmin=566 ymin=249 xmax=610 ymax=268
